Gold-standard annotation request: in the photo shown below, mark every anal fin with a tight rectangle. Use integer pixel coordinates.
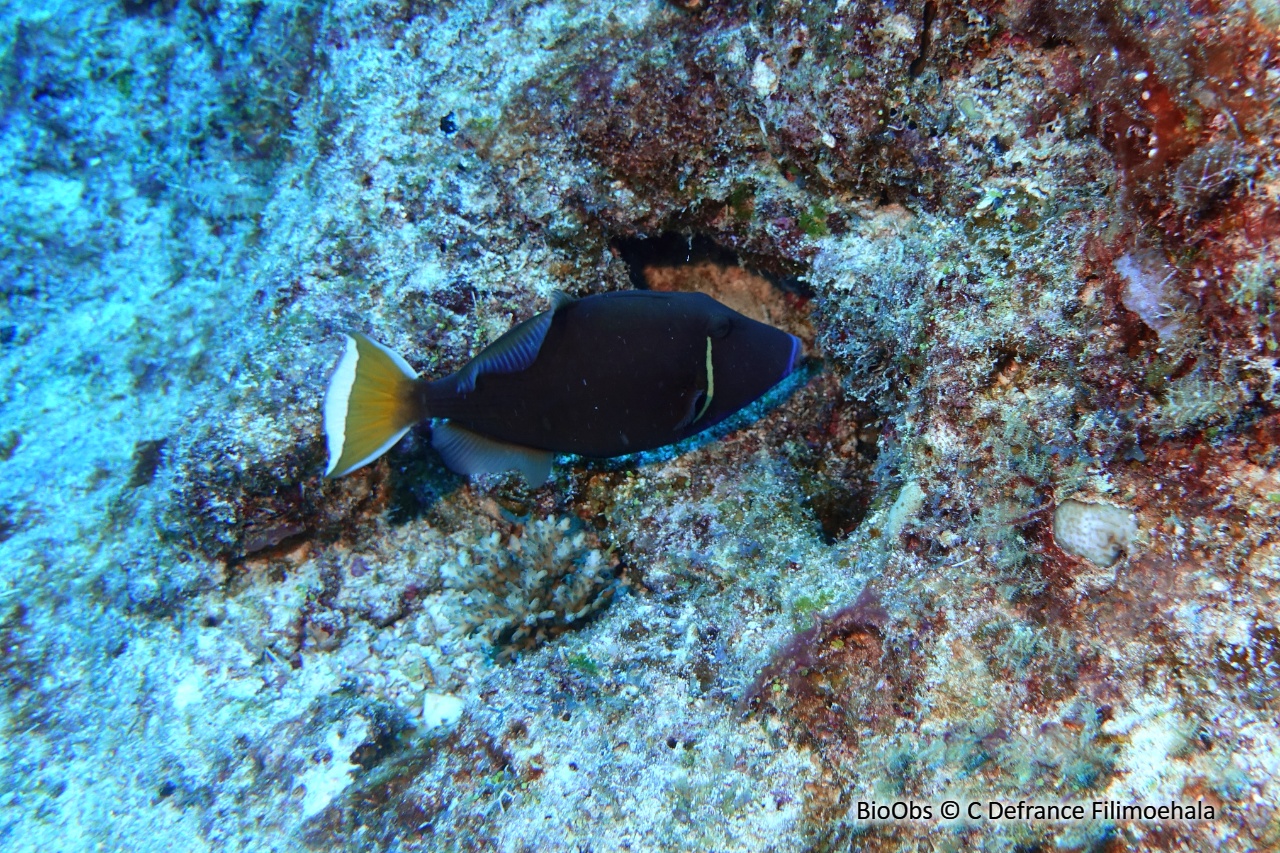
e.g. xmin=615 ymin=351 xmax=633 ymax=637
xmin=431 ymin=421 xmax=554 ymax=485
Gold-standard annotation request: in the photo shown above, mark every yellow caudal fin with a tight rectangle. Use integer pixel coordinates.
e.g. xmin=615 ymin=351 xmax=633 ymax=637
xmin=323 ymin=333 xmax=421 ymax=477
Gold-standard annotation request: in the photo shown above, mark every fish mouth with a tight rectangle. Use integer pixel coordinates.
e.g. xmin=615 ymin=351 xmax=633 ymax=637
xmin=786 ymin=334 xmax=802 ymax=375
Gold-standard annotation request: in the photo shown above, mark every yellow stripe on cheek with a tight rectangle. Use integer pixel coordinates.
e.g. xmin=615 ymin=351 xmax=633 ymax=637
xmin=694 ymin=336 xmax=714 ymax=423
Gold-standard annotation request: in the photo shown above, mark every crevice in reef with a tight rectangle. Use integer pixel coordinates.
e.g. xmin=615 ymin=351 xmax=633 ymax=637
xmin=610 ymin=231 xmax=815 ymax=347
xmin=613 ymin=231 xmax=811 ymax=298
xmin=613 ymin=231 xmax=878 ymax=544
xmin=613 ymin=232 xmax=738 ymax=287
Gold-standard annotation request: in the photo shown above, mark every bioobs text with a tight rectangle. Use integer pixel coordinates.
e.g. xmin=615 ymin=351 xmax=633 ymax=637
xmin=856 ymin=801 xmax=933 ymax=821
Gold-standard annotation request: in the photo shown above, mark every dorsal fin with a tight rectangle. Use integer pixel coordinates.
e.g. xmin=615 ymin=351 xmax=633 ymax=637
xmin=431 ymin=420 xmax=554 ymax=485
xmin=454 ymin=291 xmax=574 ymax=394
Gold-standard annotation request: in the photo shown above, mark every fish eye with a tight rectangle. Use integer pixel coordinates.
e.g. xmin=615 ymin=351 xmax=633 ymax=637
xmin=708 ymin=314 xmax=733 ymax=339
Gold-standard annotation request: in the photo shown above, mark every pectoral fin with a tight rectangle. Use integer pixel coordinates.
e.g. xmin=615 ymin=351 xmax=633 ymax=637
xmin=674 ymin=389 xmax=708 ymax=431
xmin=431 ymin=421 xmax=554 ymax=485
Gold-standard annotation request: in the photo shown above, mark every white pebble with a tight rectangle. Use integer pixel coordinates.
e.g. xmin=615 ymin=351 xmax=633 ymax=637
xmin=422 ymin=692 xmax=465 ymax=729
xmin=1053 ymin=500 xmax=1138 ymax=566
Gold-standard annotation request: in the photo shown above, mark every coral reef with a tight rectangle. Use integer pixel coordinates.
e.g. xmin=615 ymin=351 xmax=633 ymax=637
xmin=448 ymin=515 xmax=619 ymax=660
xmin=2 ymin=0 xmax=1279 ymax=851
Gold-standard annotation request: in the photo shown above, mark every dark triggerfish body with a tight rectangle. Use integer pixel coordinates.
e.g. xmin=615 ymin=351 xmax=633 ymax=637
xmin=324 ymin=290 xmax=801 ymax=483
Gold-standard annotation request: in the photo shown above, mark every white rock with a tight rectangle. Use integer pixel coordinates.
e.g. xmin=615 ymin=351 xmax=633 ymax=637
xmin=1115 ymin=250 xmax=1181 ymax=339
xmin=422 ymin=692 xmax=465 ymax=729
xmin=172 ymin=670 xmax=203 ymax=710
xmin=295 ymin=718 xmax=369 ymax=818
xmin=884 ymin=480 xmax=926 ymax=541
xmin=1053 ymin=500 xmax=1138 ymax=566
xmin=751 ymin=55 xmax=779 ymax=98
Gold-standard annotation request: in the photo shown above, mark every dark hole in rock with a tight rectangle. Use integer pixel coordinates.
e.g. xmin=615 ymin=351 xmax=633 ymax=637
xmin=803 ymin=471 xmax=874 ymax=544
xmin=613 ymin=232 xmax=738 ymax=286
xmin=613 ymin=232 xmax=811 ymax=296
xmin=612 ymin=233 xmax=880 ymax=542
xmin=385 ymin=424 xmax=464 ymax=527
xmin=0 ymin=506 xmax=18 ymax=544
xmin=775 ymin=369 xmax=882 ymax=544
xmin=128 ymin=438 xmax=168 ymax=487
xmin=242 ymin=519 xmax=307 ymax=556
xmin=610 ymin=231 xmax=815 ymax=346
xmin=122 ymin=0 xmax=177 ymax=17
xmin=0 ymin=431 xmax=20 ymax=461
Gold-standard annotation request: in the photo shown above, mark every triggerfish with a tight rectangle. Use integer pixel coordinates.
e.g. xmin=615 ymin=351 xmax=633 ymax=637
xmin=323 ymin=290 xmax=802 ymax=483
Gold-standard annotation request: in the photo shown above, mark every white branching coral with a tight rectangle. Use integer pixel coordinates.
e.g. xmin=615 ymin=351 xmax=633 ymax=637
xmin=451 ymin=516 xmax=618 ymax=660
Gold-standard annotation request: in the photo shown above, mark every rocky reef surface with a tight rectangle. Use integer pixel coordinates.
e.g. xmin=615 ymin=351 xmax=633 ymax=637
xmin=2 ymin=0 xmax=1279 ymax=850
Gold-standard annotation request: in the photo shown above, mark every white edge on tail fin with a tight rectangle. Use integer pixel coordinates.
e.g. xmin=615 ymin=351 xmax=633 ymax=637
xmin=323 ymin=333 xmax=420 ymax=477
xmin=323 ymin=336 xmax=360 ymax=475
